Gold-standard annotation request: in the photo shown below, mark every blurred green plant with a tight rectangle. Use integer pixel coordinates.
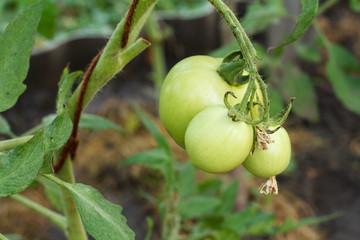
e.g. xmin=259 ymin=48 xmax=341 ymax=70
xmin=120 ymin=105 xmax=339 ymax=240
xmin=0 ymin=0 xmax=211 ymax=42
xmin=0 ymin=0 xmax=132 ymax=40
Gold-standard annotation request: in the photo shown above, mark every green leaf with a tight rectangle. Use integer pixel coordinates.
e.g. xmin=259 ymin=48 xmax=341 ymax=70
xmin=0 ymin=131 xmax=45 ymax=197
xmin=244 ymin=213 xmax=275 ymax=236
xmin=133 ymin=104 xmax=170 ymax=152
xmin=214 ymin=229 xmax=239 ymax=240
xmin=37 ymin=0 xmax=58 ymax=39
xmin=145 ymin=217 xmax=154 ymax=240
xmin=37 ymin=175 xmax=63 ymax=212
xmin=0 ymin=115 xmax=15 ymax=137
xmin=281 ymin=66 xmax=320 ymax=122
xmin=197 ymin=178 xmax=223 ymax=196
xmin=178 ymin=196 xmax=221 ymax=218
xmin=273 ymin=0 xmax=318 ymax=50
xmin=1 ymin=234 xmax=22 ymax=240
xmin=294 ymin=43 xmax=321 ymax=63
xmin=120 ymin=148 xmax=172 ymax=183
xmin=210 ymin=40 xmax=238 ymax=58
xmin=79 ymin=113 xmax=125 ymax=135
xmin=56 ymin=67 xmax=83 ymax=114
xmin=0 ymin=233 xmax=10 ymax=240
xmin=350 ymin=0 xmax=360 ymax=12
xmin=48 ymin=176 xmax=135 ymax=240
xmin=39 ymin=153 xmax=53 ymax=175
xmin=325 ymin=44 xmax=360 ymax=115
xmin=43 ymin=112 xmax=72 ymax=152
xmin=272 ymin=212 xmax=341 ymax=234
xmin=177 ymin=162 xmax=196 ymax=198
xmin=214 ymin=181 xmax=238 ymax=215
xmin=0 ymin=1 xmax=44 ymax=112
xmin=268 ymin=86 xmax=285 ymax=117
xmin=242 ymin=0 xmax=287 ymax=35
xmin=222 ymin=206 xmax=275 ymax=236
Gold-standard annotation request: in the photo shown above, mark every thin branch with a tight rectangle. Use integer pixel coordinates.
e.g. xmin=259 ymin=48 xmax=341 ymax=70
xmin=10 ymin=194 xmax=67 ymax=231
xmin=54 ymin=49 xmax=103 ymax=172
xmin=318 ymin=0 xmax=340 ymax=15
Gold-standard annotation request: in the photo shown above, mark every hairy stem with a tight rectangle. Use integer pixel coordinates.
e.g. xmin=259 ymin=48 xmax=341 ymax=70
xmin=56 ymin=158 xmax=88 ymax=240
xmin=10 ymin=194 xmax=67 ymax=231
xmin=208 ymin=0 xmax=269 ymax=116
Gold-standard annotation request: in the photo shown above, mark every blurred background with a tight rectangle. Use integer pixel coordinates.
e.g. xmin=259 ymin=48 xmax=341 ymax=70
xmin=0 ymin=0 xmax=360 ymax=239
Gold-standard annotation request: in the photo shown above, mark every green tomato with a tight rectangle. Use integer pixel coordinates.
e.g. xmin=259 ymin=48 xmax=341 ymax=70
xmin=159 ymin=55 xmax=249 ymax=148
xmin=185 ymin=105 xmax=253 ymax=173
xmin=243 ymin=127 xmax=291 ymax=178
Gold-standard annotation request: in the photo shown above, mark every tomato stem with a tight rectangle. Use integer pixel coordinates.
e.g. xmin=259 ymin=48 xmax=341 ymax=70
xmin=208 ymin=0 xmax=270 ymax=119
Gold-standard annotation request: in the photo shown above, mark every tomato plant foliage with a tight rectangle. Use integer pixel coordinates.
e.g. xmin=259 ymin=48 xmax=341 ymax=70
xmin=0 ymin=0 xmax=156 ymax=239
xmin=0 ymin=0 xmax=344 ymax=239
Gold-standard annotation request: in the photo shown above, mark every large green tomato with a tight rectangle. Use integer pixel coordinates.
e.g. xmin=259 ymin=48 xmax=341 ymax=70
xmin=243 ymin=127 xmax=291 ymax=178
xmin=159 ymin=55 xmax=249 ymax=148
xmin=185 ymin=105 xmax=253 ymax=173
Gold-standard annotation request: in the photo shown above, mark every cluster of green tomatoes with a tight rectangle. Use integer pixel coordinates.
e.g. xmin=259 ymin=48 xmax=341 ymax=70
xmin=159 ymin=56 xmax=292 ymax=193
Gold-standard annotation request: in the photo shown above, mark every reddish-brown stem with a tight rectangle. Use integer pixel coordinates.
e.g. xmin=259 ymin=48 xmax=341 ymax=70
xmin=122 ymin=0 xmax=139 ymax=48
xmin=54 ymin=49 xmax=103 ymax=172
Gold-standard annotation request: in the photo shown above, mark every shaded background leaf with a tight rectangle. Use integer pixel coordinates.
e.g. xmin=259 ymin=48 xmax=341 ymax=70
xmin=176 ymin=162 xmax=196 ymax=198
xmin=0 ymin=1 xmax=44 ymax=112
xmin=79 ymin=113 xmax=124 ymax=135
xmin=350 ymin=0 xmax=360 ymax=12
xmin=281 ymin=66 xmax=320 ymax=122
xmin=242 ymin=0 xmax=287 ymax=35
xmin=178 ymin=196 xmax=220 ymax=218
xmin=294 ymin=43 xmax=321 ymax=63
xmin=268 ymin=87 xmax=285 ymax=117
xmin=0 ymin=115 xmax=15 ymax=138
xmin=325 ymin=44 xmax=360 ymax=115
xmin=120 ymin=148 xmax=172 ymax=183
xmin=273 ymin=0 xmax=318 ymax=49
xmin=133 ymin=104 xmax=170 ymax=152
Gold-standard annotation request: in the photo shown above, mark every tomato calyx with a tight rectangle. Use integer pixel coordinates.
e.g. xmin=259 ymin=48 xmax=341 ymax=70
xmin=218 ymin=50 xmax=250 ymax=86
xmin=256 ymin=126 xmax=275 ymax=150
xmin=259 ymin=176 xmax=278 ymax=195
xmin=252 ymin=97 xmax=295 ymax=149
xmin=223 ymin=80 xmax=294 ymax=154
xmin=259 ymin=97 xmax=295 ymax=130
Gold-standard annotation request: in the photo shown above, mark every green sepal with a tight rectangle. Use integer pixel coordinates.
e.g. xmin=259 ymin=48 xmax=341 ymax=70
xmin=261 ymin=98 xmax=295 ymax=129
xmin=224 ymin=91 xmax=264 ymax=125
xmin=218 ymin=50 xmax=249 ymax=86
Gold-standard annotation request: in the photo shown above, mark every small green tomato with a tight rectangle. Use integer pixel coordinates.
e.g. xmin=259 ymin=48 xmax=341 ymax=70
xmin=184 ymin=105 xmax=253 ymax=173
xmin=243 ymin=127 xmax=291 ymax=178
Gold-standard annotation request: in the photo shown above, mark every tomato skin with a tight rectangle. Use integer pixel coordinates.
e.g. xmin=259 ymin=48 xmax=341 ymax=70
xmin=159 ymin=55 xmax=248 ymax=148
xmin=184 ymin=105 xmax=253 ymax=173
xmin=243 ymin=127 xmax=291 ymax=178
